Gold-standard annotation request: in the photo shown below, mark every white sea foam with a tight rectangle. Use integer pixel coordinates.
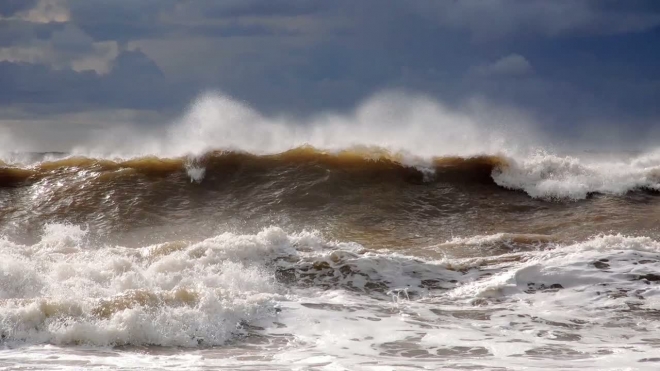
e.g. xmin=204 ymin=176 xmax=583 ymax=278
xmin=3 ymin=226 xmax=660 ymax=369
xmin=0 ymin=225 xmax=297 ymax=347
xmin=265 ymin=233 xmax=660 ymax=370
xmin=494 ymin=150 xmax=660 ymax=199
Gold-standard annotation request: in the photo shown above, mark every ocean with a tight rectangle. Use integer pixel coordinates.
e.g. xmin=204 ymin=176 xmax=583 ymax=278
xmin=2 ymin=94 xmax=660 ymax=370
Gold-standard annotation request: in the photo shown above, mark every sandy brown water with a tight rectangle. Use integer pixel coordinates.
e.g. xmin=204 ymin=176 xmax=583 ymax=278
xmin=3 ymin=147 xmax=660 ymax=370
xmin=1 ymin=148 xmax=659 ymax=250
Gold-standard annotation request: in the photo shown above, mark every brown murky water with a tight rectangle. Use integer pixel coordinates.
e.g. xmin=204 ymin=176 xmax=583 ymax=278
xmin=2 ymin=148 xmax=660 ymax=370
xmin=2 ymin=147 xmax=659 ymax=248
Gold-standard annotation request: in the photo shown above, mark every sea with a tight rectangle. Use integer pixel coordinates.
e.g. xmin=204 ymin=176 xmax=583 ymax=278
xmin=2 ymin=93 xmax=660 ymax=370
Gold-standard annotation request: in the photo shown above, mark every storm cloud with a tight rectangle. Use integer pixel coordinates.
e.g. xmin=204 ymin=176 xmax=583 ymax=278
xmin=1 ymin=0 xmax=659 ymax=149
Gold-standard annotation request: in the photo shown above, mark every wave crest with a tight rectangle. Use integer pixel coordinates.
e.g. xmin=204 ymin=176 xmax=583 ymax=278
xmin=3 ymin=146 xmax=660 ymax=200
xmin=0 ymin=146 xmax=507 ymax=186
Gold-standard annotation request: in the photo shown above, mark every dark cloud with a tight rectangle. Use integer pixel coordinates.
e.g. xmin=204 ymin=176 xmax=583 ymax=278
xmin=598 ymin=0 xmax=660 ymax=13
xmin=12 ymin=1 xmax=660 ymax=44
xmin=67 ymin=1 xmax=175 ymax=43
xmin=0 ymin=49 xmax=178 ymax=112
xmin=0 ymin=0 xmax=38 ymax=17
xmin=410 ymin=0 xmax=660 ymax=41
xmin=67 ymin=0 xmax=323 ymax=43
xmin=0 ymin=18 xmax=72 ymax=48
xmin=110 ymin=49 xmax=163 ymax=80
xmin=197 ymin=0 xmax=324 ymax=18
xmin=0 ymin=0 xmax=659 ymax=138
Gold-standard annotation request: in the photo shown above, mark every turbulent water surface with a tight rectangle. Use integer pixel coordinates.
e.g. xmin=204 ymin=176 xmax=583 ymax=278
xmin=2 ymin=143 xmax=660 ymax=371
xmin=2 ymin=95 xmax=660 ymax=370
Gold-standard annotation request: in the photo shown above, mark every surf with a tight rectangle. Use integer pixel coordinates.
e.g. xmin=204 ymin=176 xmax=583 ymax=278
xmin=3 ymin=92 xmax=660 ymax=200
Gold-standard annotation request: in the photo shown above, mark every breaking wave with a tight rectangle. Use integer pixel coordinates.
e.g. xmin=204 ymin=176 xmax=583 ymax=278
xmin=2 ymin=92 xmax=660 ymax=200
xmin=3 ymin=146 xmax=660 ymax=200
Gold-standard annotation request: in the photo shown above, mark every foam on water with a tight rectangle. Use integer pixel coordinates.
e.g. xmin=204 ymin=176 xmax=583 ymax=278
xmin=263 ymin=234 xmax=660 ymax=370
xmin=494 ymin=150 xmax=660 ymax=200
xmin=2 ymin=225 xmax=660 ymax=369
xmin=0 ymin=224 xmax=292 ymax=347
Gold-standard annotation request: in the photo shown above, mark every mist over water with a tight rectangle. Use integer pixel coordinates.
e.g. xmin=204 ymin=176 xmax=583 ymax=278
xmin=59 ymin=91 xmax=535 ymax=159
xmin=3 ymin=92 xmax=660 ymax=370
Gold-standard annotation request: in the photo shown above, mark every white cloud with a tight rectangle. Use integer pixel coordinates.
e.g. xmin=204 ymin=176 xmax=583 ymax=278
xmin=0 ymin=24 xmax=119 ymax=74
xmin=0 ymin=45 xmax=46 ymax=64
xmin=5 ymin=0 xmax=70 ymax=23
xmin=473 ymin=54 xmax=534 ymax=77
xmin=69 ymin=41 xmax=119 ymax=73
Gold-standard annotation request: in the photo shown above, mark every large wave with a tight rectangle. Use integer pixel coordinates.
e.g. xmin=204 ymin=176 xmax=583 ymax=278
xmin=2 ymin=146 xmax=660 ymax=200
xmin=2 ymin=92 xmax=660 ymax=199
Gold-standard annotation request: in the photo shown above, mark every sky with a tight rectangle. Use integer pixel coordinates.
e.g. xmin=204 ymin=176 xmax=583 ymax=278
xmin=1 ymin=0 xmax=659 ymax=151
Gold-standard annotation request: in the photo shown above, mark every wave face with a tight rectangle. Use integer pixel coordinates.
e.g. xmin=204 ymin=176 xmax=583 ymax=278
xmin=3 ymin=147 xmax=660 ymax=199
xmin=2 ymin=146 xmax=660 ymax=247
xmin=0 ymin=147 xmax=505 ymax=186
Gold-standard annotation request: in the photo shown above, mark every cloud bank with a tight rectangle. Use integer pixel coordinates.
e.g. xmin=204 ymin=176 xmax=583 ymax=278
xmin=0 ymin=0 xmax=659 ymax=149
